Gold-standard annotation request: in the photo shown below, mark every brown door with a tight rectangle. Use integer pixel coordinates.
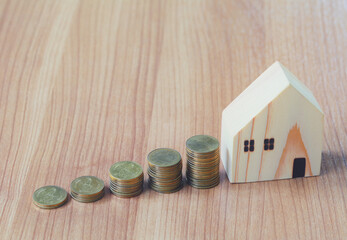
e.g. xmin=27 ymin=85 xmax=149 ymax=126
xmin=292 ymin=158 xmax=306 ymax=178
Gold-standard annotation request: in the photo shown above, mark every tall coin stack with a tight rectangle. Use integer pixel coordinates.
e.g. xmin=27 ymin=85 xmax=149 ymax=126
xmin=109 ymin=161 xmax=144 ymax=198
xmin=186 ymin=135 xmax=220 ymax=189
xmin=147 ymin=148 xmax=183 ymax=193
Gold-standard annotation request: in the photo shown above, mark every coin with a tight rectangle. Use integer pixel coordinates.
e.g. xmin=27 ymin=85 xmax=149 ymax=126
xmin=71 ymin=176 xmax=104 ymax=195
xmin=109 ymin=161 xmax=143 ymax=182
xmin=148 ymin=148 xmax=181 ymax=167
xmin=109 ymin=161 xmax=144 ymax=198
xmin=186 ymin=135 xmax=220 ymax=189
xmin=70 ymin=176 xmax=105 ymax=203
xmin=147 ymin=148 xmax=183 ymax=194
xmin=186 ymin=135 xmax=219 ymax=154
xmin=33 ymin=185 xmax=68 ymax=209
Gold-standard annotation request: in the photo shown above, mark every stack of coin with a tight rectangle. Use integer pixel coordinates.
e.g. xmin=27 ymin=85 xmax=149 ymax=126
xmin=33 ymin=185 xmax=68 ymax=209
xmin=186 ymin=135 xmax=220 ymax=189
xmin=70 ymin=176 xmax=105 ymax=203
xmin=147 ymin=148 xmax=183 ymax=193
xmin=109 ymin=161 xmax=144 ymax=198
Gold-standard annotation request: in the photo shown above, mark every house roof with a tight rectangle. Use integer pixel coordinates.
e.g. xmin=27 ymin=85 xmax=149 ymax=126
xmin=223 ymin=61 xmax=323 ymax=136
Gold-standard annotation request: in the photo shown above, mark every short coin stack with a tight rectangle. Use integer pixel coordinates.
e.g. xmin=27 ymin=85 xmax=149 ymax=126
xmin=186 ymin=135 xmax=220 ymax=189
xmin=70 ymin=176 xmax=105 ymax=203
xmin=109 ymin=161 xmax=144 ymax=198
xmin=147 ymin=148 xmax=183 ymax=193
xmin=33 ymin=185 xmax=68 ymax=209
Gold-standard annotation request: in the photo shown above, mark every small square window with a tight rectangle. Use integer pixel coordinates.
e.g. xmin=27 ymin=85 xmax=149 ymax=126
xmin=244 ymin=139 xmax=255 ymax=152
xmin=264 ymin=138 xmax=275 ymax=151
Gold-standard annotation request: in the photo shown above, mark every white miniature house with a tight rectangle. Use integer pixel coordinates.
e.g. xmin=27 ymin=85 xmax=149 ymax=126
xmin=221 ymin=61 xmax=324 ymax=183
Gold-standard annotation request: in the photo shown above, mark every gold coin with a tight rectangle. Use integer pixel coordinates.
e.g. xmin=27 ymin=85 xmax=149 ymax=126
xmin=33 ymin=185 xmax=68 ymax=209
xmin=147 ymin=148 xmax=182 ymax=168
xmin=70 ymin=176 xmax=104 ymax=196
xmin=186 ymin=135 xmax=219 ymax=154
xmin=109 ymin=161 xmax=143 ymax=181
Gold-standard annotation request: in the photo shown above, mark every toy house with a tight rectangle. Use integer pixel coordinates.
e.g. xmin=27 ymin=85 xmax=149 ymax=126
xmin=221 ymin=61 xmax=324 ymax=183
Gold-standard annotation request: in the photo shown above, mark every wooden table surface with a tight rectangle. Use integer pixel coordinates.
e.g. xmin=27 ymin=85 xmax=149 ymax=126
xmin=0 ymin=0 xmax=346 ymax=239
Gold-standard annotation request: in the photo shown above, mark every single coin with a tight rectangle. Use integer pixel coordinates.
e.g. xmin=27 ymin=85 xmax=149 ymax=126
xmin=186 ymin=135 xmax=219 ymax=154
xmin=147 ymin=148 xmax=181 ymax=168
xmin=109 ymin=161 xmax=143 ymax=181
xmin=70 ymin=176 xmax=104 ymax=196
xmin=33 ymin=185 xmax=68 ymax=209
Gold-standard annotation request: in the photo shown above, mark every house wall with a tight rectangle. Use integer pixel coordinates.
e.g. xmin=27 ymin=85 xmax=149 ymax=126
xmin=222 ymin=86 xmax=323 ymax=183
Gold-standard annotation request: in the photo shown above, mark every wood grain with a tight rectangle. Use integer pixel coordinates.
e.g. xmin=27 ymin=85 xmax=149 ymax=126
xmin=0 ymin=0 xmax=346 ymax=239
